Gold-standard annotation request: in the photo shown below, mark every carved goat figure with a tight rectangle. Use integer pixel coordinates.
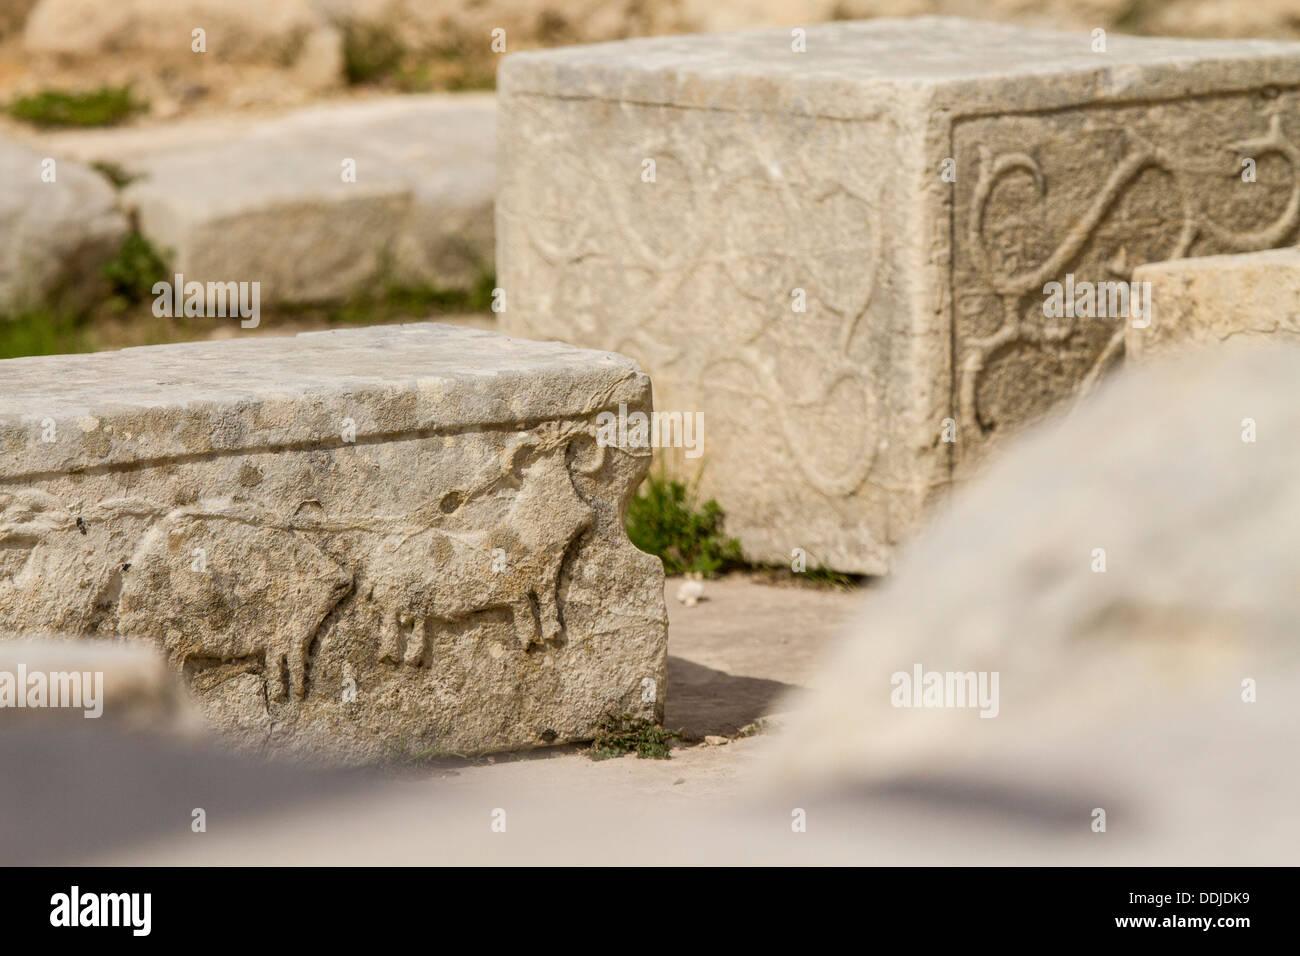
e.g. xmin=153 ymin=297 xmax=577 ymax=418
xmin=369 ymin=438 xmax=596 ymax=665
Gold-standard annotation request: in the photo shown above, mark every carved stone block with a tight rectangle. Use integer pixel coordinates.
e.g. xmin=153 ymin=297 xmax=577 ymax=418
xmin=498 ymin=17 xmax=1300 ymax=572
xmin=1128 ymin=248 xmax=1300 ymax=360
xmin=0 ymin=323 xmax=667 ymax=761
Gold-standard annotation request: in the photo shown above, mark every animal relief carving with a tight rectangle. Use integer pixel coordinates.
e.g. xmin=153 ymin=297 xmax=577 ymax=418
xmin=117 ymin=503 xmax=352 ymax=700
xmin=367 ymin=437 xmax=596 ymax=665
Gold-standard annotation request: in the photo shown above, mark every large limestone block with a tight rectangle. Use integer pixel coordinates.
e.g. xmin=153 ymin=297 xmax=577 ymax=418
xmin=25 ymin=95 xmax=496 ymax=304
xmin=1128 ymin=248 xmax=1300 ymax=360
xmin=0 ymin=137 xmax=129 ymax=313
xmin=0 ymin=323 xmax=666 ymax=761
xmin=498 ymin=17 xmax=1300 ymax=573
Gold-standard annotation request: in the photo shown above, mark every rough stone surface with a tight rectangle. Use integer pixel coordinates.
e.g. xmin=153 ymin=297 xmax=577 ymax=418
xmin=498 ymin=17 xmax=1300 ymax=573
xmin=0 ymin=323 xmax=666 ymax=762
xmin=23 ymin=0 xmax=330 ymax=63
xmin=0 ymin=136 xmax=129 ymax=313
xmin=773 ymin=342 xmax=1300 ymax=786
xmin=0 ymin=0 xmax=39 ymax=40
xmin=28 ymin=95 xmax=496 ymax=304
xmin=1128 ymin=248 xmax=1300 ymax=359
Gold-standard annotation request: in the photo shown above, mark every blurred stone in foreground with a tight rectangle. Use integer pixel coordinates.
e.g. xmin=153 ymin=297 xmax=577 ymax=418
xmin=0 ymin=724 xmax=366 ymax=864
xmin=773 ymin=343 xmax=1300 ymax=788
xmin=1130 ymin=248 xmax=1300 ymax=360
xmin=0 ymin=636 xmax=202 ymax=731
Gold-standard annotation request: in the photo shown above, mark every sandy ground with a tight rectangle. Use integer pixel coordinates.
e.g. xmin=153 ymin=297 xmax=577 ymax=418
xmin=660 ymin=574 xmax=861 ymax=738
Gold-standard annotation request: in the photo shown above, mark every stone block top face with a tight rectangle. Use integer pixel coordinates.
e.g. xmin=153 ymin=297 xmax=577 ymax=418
xmin=500 ymin=17 xmax=1300 ymax=116
xmin=0 ymin=323 xmax=649 ymax=479
xmin=105 ymin=94 xmax=496 ymax=213
xmin=1129 ymin=248 xmax=1300 ymax=358
xmin=1138 ymin=245 xmax=1300 ymax=279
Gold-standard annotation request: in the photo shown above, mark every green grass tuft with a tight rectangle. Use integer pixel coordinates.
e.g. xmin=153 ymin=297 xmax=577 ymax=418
xmin=91 ymin=160 xmax=137 ymax=190
xmin=0 ymin=310 xmax=91 ymax=361
xmin=800 ymin=564 xmax=857 ymax=589
xmin=625 ymin=472 xmax=744 ymax=578
xmin=8 ymin=86 xmax=146 ymax=128
xmin=588 ymin=714 xmax=682 ymax=761
xmin=341 ymin=24 xmax=496 ymax=91
xmin=280 ymin=271 xmax=497 ymax=325
xmin=101 ymin=232 xmax=170 ymax=309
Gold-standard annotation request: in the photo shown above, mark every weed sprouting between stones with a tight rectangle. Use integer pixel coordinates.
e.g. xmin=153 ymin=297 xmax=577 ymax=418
xmin=342 ymin=23 xmax=405 ymax=85
xmin=625 ymin=472 xmax=744 ymax=578
xmin=588 ymin=714 xmax=683 ymax=761
xmin=745 ymin=561 xmax=863 ymax=591
xmin=8 ymin=86 xmax=147 ymax=128
xmin=0 ymin=264 xmax=495 ymax=361
xmin=91 ymin=161 xmax=138 ymax=190
xmin=383 ymin=731 xmax=475 ymax=770
xmin=0 ymin=310 xmax=91 ymax=360
xmin=342 ymin=25 xmax=496 ymax=92
xmin=102 ymin=232 xmax=171 ymax=309
xmin=0 ymin=232 xmax=169 ymax=359
xmin=278 ymin=271 xmax=498 ymax=326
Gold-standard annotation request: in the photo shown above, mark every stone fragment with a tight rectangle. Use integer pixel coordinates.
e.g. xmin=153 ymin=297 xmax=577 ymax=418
xmin=1128 ymin=248 xmax=1300 ymax=360
xmin=27 ymin=95 xmax=496 ymax=305
xmin=498 ymin=17 xmax=1300 ymax=572
xmin=0 ymin=636 xmax=201 ymax=730
xmin=23 ymin=0 xmax=327 ymax=64
xmin=675 ymin=577 xmax=704 ymax=607
xmin=0 ymin=323 xmax=666 ymax=761
xmin=0 ymin=137 xmax=128 ymax=313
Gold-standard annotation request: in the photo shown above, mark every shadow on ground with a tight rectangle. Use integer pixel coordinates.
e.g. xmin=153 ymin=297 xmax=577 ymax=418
xmin=664 ymin=656 xmax=797 ymax=738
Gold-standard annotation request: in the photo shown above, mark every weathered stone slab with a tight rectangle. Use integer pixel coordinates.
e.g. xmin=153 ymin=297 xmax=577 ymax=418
xmin=27 ymin=95 xmax=496 ymax=304
xmin=24 ymin=0 xmax=333 ymax=66
xmin=0 ymin=323 xmax=666 ymax=761
xmin=498 ymin=17 xmax=1300 ymax=573
xmin=1128 ymin=248 xmax=1300 ymax=360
